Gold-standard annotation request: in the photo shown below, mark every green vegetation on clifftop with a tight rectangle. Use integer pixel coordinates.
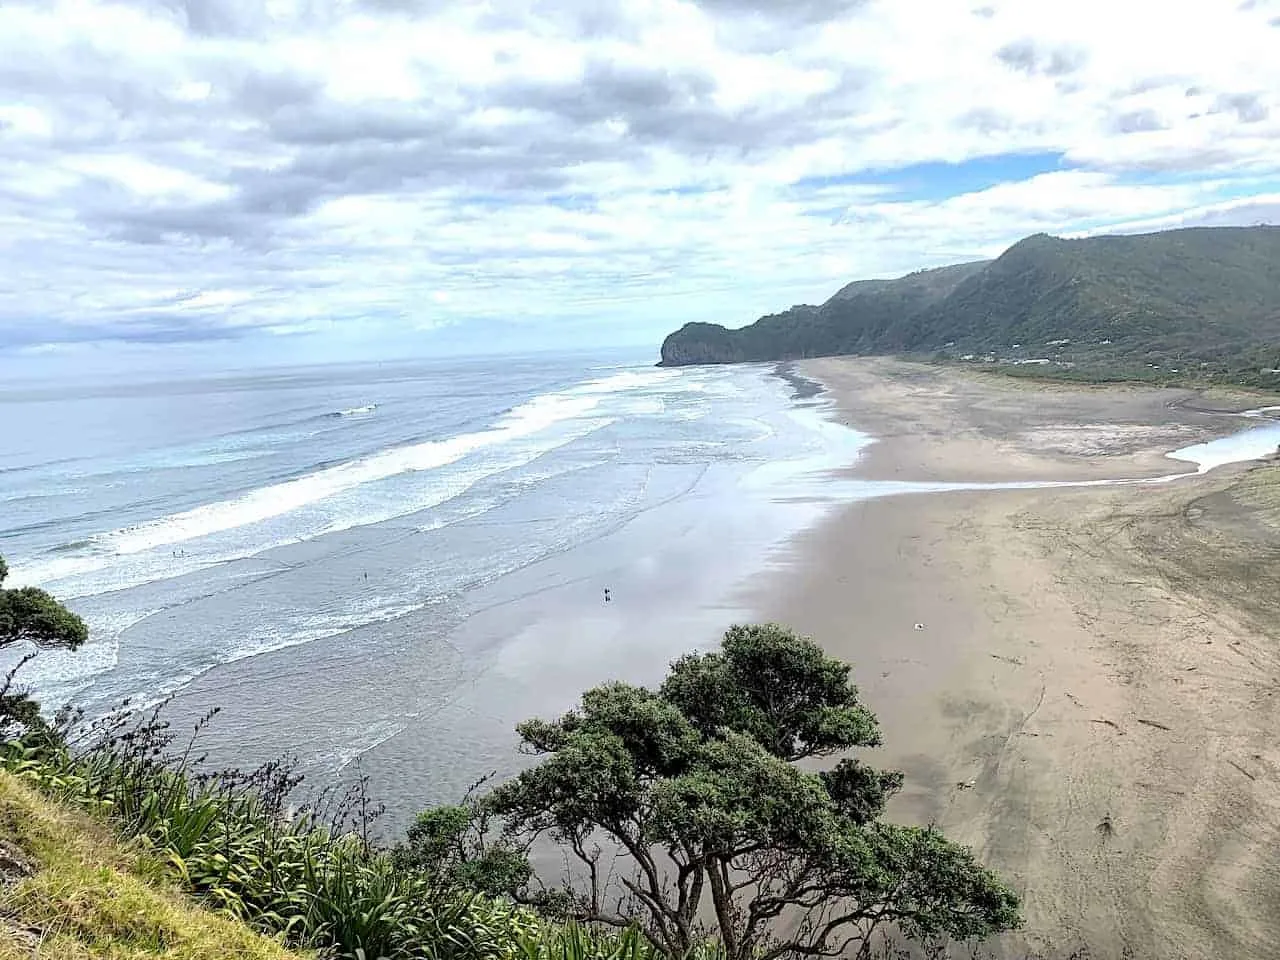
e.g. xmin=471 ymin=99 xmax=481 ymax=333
xmin=660 ymin=226 xmax=1280 ymax=387
xmin=0 ymin=771 xmax=303 ymax=960
xmin=0 ymin=559 xmax=1020 ymax=959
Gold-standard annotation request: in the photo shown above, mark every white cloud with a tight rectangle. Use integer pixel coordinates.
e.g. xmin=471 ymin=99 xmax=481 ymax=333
xmin=0 ymin=0 xmax=1277 ymax=353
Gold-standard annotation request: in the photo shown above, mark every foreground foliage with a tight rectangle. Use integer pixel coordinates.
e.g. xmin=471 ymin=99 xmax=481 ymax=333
xmin=0 ymin=554 xmax=89 ymax=739
xmin=0 ymin=769 xmax=302 ymax=960
xmin=2 ymin=581 xmax=1020 ymax=959
xmin=484 ymin=624 xmax=1021 ymax=960
xmin=0 ymin=555 xmax=88 ymax=652
xmin=0 ymin=705 xmax=685 ymax=960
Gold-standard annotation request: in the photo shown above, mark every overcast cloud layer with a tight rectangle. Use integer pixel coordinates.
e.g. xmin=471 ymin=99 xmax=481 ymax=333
xmin=2 ymin=0 xmax=1279 ymax=357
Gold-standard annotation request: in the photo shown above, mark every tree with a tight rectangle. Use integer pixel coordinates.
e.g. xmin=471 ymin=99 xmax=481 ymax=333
xmin=0 ymin=554 xmax=88 ymax=737
xmin=393 ymin=790 xmax=532 ymax=898
xmin=486 ymin=624 xmax=1020 ymax=959
xmin=0 ymin=555 xmax=88 ymax=650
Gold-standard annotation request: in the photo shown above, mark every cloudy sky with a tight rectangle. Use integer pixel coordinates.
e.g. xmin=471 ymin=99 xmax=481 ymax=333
xmin=2 ymin=0 xmax=1279 ymax=366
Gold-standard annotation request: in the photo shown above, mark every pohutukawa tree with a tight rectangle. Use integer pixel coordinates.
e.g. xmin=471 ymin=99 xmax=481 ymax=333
xmin=0 ymin=555 xmax=88 ymax=651
xmin=485 ymin=623 xmax=1020 ymax=959
xmin=0 ymin=554 xmax=88 ymax=735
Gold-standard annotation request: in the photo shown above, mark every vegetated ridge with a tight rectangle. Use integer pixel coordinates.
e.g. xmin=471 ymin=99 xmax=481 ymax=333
xmin=0 ymin=770 xmax=302 ymax=960
xmin=659 ymin=226 xmax=1280 ymax=387
xmin=1 ymin=552 xmax=1019 ymax=960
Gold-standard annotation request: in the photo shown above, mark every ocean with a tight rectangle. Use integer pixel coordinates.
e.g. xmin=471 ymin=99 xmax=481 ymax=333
xmin=0 ymin=348 xmax=867 ymax=826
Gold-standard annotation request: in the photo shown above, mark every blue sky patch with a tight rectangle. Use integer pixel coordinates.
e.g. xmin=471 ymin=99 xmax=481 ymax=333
xmin=792 ymin=151 xmax=1067 ymax=202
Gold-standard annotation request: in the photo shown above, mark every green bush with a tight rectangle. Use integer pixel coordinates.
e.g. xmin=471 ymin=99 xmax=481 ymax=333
xmin=0 ymin=713 xmax=686 ymax=960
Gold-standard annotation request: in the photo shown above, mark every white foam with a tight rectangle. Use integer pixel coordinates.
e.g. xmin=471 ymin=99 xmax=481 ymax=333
xmin=8 ymin=367 xmax=686 ymax=594
xmin=618 ymin=397 xmax=666 ymax=417
xmin=167 ymin=449 xmax=274 ymax=468
xmin=7 ymin=392 xmax=598 ymax=586
xmin=14 ymin=416 xmax=616 ymax=601
xmin=330 ymin=716 xmax=415 ymax=775
xmin=0 ymin=605 xmax=154 ymax=711
xmin=576 ymin=369 xmax=679 ymax=394
xmin=314 ymin=416 xmax=615 ymax=539
xmin=124 ymin=596 xmax=442 ymax=713
xmin=116 ymin=394 xmax=598 ymax=554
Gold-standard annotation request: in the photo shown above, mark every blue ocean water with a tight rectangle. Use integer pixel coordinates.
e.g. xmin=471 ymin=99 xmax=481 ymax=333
xmin=1 ymin=349 xmax=870 ymax=815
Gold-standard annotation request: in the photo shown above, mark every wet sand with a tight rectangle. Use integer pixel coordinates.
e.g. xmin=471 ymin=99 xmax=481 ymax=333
xmin=751 ymin=359 xmax=1280 ymax=959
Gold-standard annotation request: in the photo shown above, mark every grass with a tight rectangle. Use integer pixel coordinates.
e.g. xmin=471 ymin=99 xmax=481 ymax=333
xmin=957 ymin=359 xmax=1280 ymax=398
xmin=0 ymin=712 xmax=709 ymax=960
xmin=0 ymin=753 xmax=695 ymax=960
xmin=0 ymin=769 xmax=304 ymax=960
xmin=0 ymin=687 xmax=1043 ymax=960
xmin=0 ymin=731 xmax=1092 ymax=960
xmin=0 ymin=697 xmax=1073 ymax=960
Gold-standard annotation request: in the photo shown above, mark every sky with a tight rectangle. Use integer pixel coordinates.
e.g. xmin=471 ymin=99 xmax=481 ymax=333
xmin=1 ymin=0 xmax=1279 ymax=369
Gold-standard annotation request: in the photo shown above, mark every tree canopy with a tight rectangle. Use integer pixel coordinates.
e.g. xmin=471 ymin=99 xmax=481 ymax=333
xmin=0 ymin=555 xmax=88 ymax=651
xmin=394 ymin=793 xmax=532 ymax=898
xmin=480 ymin=623 xmax=1019 ymax=959
xmin=1 ymin=554 xmax=88 ymax=738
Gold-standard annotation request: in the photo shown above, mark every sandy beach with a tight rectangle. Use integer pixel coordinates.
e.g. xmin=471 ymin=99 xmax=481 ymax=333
xmin=752 ymin=359 xmax=1280 ymax=959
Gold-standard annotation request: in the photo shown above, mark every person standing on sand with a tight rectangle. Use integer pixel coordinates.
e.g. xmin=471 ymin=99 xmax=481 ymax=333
xmin=604 ymin=587 xmax=611 ymax=603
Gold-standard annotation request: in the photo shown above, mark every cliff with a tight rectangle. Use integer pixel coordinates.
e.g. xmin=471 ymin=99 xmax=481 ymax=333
xmin=659 ymin=226 xmax=1280 ymax=385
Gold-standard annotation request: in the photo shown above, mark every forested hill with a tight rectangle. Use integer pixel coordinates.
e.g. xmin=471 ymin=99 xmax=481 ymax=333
xmin=659 ymin=226 xmax=1280 ymax=386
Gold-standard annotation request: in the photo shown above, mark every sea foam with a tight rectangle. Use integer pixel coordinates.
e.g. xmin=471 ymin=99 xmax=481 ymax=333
xmin=10 ymin=370 xmax=676 ymax=593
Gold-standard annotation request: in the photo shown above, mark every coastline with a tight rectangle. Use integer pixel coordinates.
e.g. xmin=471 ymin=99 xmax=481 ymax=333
xmin=807 ymin=357 xmax=1264 ymax=482
xmin=21 ymin=353 xmax=1280 ymax=956
xmin=745 ymin=358 xmax=1280 ymax=959
xmin=128 ymin=360 xmax=868 ymax=834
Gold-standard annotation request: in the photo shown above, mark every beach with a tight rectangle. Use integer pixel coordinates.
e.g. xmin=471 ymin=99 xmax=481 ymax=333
xmin=751 ymin=358 xmax=1280 ymax=959
xmin=2 ymin=354 xmax=876 ymax=829
xmin=9 ymin=351 xmax=1280 ymax=956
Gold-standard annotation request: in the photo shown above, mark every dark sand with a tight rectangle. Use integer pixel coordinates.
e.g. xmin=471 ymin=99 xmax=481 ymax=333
xmin=748 ymin=358 xmax=1280 ymax=959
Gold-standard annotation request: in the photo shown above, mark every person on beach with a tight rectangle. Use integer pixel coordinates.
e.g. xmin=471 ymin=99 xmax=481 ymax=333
xmin=604 ymin=587 xmax=611 ymax=603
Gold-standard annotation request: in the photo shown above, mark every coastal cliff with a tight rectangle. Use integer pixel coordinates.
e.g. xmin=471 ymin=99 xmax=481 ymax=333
xmin=659 ymin=225 xmax=1280 ymax=386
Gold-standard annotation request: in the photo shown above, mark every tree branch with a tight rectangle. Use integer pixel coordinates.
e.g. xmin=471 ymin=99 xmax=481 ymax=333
xmin=569 ymin=831 xmax=602 ymax=917
xmin=705 ymin=856 xmax=741 ymax=960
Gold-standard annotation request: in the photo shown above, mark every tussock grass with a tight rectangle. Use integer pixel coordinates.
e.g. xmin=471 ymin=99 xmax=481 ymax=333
xmin=0 ymin=707 xmax=703 ymax=960
xmin=0 ymin=770 xmax=303 ymax=960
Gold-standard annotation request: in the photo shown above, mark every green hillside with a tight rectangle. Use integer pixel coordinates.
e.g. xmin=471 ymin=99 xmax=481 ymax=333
xmin=0 ymin=771 xmax=303 ymax=960
xmin=659 ymin=226 xmax=1280 ymax=386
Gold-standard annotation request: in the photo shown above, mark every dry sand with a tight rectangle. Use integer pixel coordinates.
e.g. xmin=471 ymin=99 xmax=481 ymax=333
xmin=751 ymin=358 xmax=1280 ymax=959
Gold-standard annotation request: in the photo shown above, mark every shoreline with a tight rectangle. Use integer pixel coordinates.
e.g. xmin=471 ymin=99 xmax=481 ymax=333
xmin=18 ymin=354 xmax=1279 ymax=956
xmin=804 ymin=357 xmax=1265 ymax=483
xmin=744 ymin=358 xmax=1280 ymax=959
xmin=122 ymin=362 xmax=866 ymax=834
